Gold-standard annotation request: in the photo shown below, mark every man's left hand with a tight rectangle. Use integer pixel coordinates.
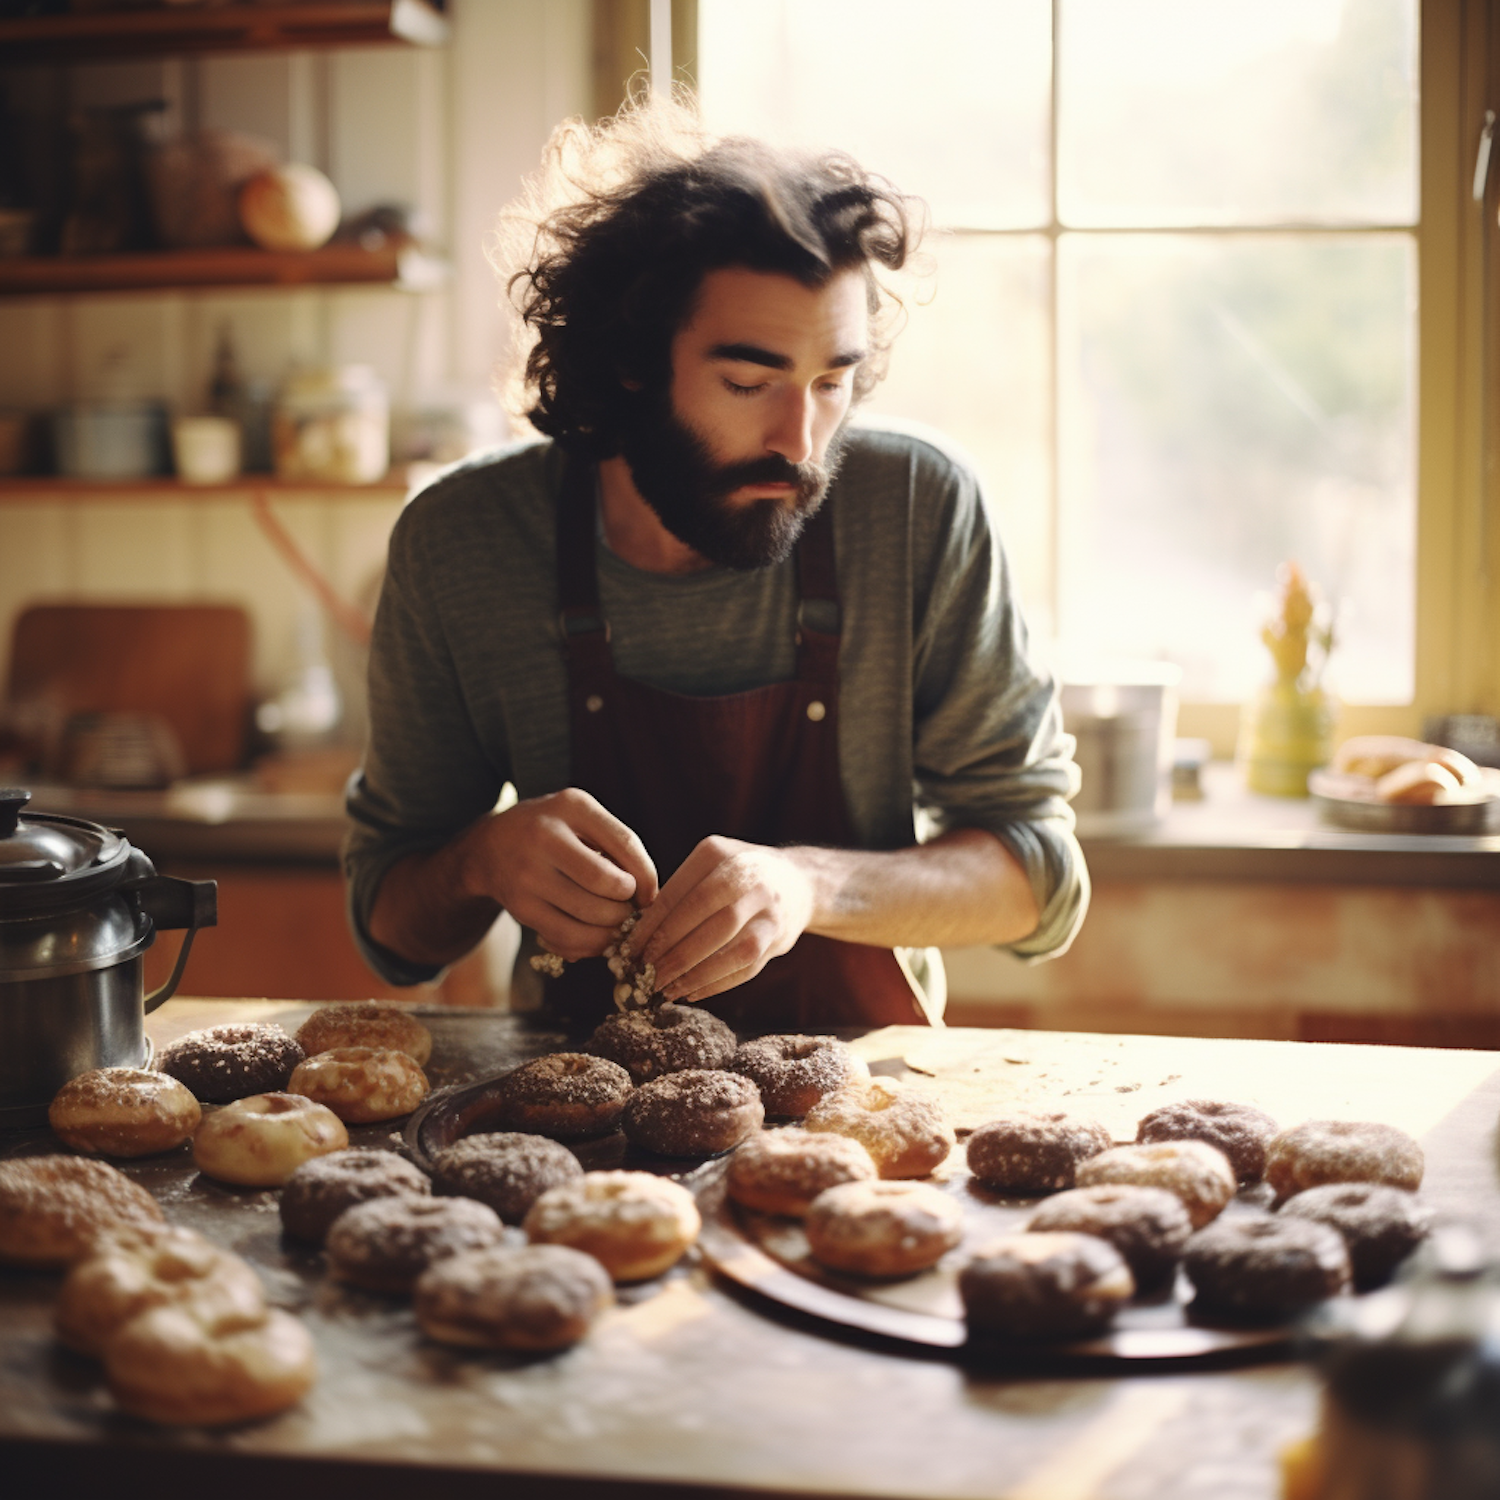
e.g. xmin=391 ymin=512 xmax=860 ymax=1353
xmin=631 ymin=837 xmax=815 ymax=1003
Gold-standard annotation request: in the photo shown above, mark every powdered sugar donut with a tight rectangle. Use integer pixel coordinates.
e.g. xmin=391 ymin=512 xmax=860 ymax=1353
xmin=804 ymin=1076 xmax=954 ymax=1179
xmin=524 ymin=1170 xmax=700 ymax=1282
xmin=730 ymin=1035 xmax=868 ymax=1117
xmin=49 ymin=1067 xmax=200 ymax=1158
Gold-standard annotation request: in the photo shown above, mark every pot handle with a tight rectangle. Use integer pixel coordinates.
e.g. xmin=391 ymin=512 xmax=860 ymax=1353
xmin=129 ymin=875 xmax=219 ymax=1015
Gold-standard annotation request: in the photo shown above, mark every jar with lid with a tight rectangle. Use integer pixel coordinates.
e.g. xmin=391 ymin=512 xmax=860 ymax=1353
xmin=272 ymin=365 xmax=389 ymax=484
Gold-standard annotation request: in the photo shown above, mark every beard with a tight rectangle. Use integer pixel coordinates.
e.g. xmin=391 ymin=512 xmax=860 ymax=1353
xmin=617 ymin=392 xmax=847 ymax=571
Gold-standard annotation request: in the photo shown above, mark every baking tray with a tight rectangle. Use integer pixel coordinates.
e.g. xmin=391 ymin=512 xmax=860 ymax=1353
xmin=1309 ymin=768 xmax=1500 ymax=835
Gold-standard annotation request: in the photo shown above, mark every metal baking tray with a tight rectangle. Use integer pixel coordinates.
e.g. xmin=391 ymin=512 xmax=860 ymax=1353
xmin=1309 ymin=769 xmax=1500 ymax=835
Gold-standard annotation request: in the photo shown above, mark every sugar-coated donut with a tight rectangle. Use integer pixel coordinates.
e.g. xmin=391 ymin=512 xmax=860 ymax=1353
xmin=325 ymin=1193 xmax=508 ymax=1294
xmin=279 ymin=1149 xmax=431 ymax=1245
xmin=285 ymin=1046 xmax=429 ymax=1124
xmin=294 ymin=1001 xmax=432 ymax=1065
xmin=1024 ymin=1184 xmax=1192 ymax=1292
xmin=489 ymin=1053 xmax=633 ymax=1140
xmin=959 ymin=1232 xmax=1135 ymax=1340
xmin=1076 ymin=1140 xmax=1236 ymax=1229
xmin=524 ymin=1170 xmax=701 ymax=1282
xmin=104 ymin=1304 xmax=316 ymax=1426
xmin=0 ymin=1155 xmax=164 ymax=1267
xmin=156 ymin=1023 xmax=304 ymax=1104
xmin=1136 ymin=1099 xmax=1279 ymax=1184
xmin=965 ymin=1111 xmax=1112 ymax=1193
xmin=621 ymin=1068 xmax=764 ymax=1157
xmin=804 ymin=1179 xmax=964 ymax=1277
xmin=730 ymin=1035 xmax=869 ymax=1117
xmin=586 ymin=1003 xmax=738 ymax=1084
xmin=431 ymin=1133 xmax=582 ymax=1224
xmin=1184 ymin=1214 xmax=1351 ymax=1321
xmin=1278 ymin=1182 xmax=1433 ymax=1289
xmin=726 ymin=1127 xmax=878 ymax=1217
xmin=1265 ymin=1120 xmax=1424 ymax=1205
xmin=192 ymin=1092 xmax=348 ymax=1188
xmin=415 ymin=1244 xmax=614 ymax=1351
xmin=48 ymin=1067 xmax=201 ymax=1158
xmin=55 ymin=1223 xmax=265 ymax=1357
xmin=803 ymin=1076 xmax=954 ymax=1179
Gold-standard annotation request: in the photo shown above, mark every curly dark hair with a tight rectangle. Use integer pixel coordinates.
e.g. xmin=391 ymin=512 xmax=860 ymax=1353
xmin=497 ymin=97 xmax=924 ymax=458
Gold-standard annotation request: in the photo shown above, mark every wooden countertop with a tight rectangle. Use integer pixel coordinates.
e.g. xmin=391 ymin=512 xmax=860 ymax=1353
xmin=3 ymin=998 xmax=1498 ymax=1500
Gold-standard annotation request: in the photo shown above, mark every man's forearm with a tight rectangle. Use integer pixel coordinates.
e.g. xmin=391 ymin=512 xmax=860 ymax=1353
xmin=367 ymin=829 xmax=500 ymax=969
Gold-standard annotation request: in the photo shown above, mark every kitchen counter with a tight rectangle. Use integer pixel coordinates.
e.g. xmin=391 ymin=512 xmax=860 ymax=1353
xmin=3 ymin=997 xmax=1498 ymax=1500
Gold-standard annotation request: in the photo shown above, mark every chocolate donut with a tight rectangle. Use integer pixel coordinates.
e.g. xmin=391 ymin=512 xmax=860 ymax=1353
xmin=959 ymin=1232 xmax=1135 ymax=1340
xmin=326 ymin=1194 xmax=509 ymax=1294
xmin=1184 ymin=1213 xmax=1351 ymax=1321
xmin=586 ymin=1004 xmax=737 ymax=1084
xmin=965 ymin=1111 xmax=1112 ymax=1193
xmin=730 ymin=1035 xmax=868 ymax=1117
xmin=1265 ymin=1120 xmax=1424 ymax=1205
xmin=1136 ymin=1099 xmax=1279 ymax=1184
xmin=1025 ymin=1184 xmax=1192 ymax=1292
xmin=431 ymin=1133 xmax=583 ymax=1224
xmin=621 ymin=1069 xmax=764 ymax=1157
xmin=489 ymin=1054 xmax=633 ymax=1140
xmin=279 ymin=1149 xmax=431 ymax=1245
xmin=1279 ymin=1182 xmax=1433 ymax=1289
xmin=157 ymin=1023 xmax=304 ymax=1104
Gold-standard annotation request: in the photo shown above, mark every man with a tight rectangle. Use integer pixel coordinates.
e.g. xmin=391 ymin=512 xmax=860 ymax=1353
xmin=345 ymin=101 xmax=1086 ymax=1029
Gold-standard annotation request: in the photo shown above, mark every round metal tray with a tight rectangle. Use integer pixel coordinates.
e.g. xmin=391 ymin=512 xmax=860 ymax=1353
xmin=1309 ymin=768 xmax=1500 ymax=835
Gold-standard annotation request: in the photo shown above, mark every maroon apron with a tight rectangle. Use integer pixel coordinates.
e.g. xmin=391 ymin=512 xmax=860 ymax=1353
xmin=548 ymin=456 xmax=930 ymax=1032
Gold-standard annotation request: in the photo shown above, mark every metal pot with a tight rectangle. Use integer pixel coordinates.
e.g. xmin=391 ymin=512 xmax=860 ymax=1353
xmin=0 ymin=788 xmax=216 ymax=1126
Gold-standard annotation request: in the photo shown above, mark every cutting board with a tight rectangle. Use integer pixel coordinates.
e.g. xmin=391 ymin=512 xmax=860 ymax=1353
xmin=6 ymin=602 xmax=252 ymax=774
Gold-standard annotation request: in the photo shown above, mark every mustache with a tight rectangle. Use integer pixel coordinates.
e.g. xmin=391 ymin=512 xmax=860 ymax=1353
xmin=709 ymin=453 xmax=831 ymax=495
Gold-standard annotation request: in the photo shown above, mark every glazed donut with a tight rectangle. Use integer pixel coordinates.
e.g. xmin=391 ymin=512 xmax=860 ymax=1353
xmin=965 ymin=1111 xmax=1112 ymax=1193
xmin=1135 ymin=1099 xmax=1279 ymax=1185
xmin=48 ymin=1067 xmax=201 ymax=1158
xmin=55 ymin=1223 xmax=265 ymax=1357
xmin=1184 ymin=1214 xmax=1351 ymax=1321
xmin=1076 ymin=1141 xmax=1236 ymax=1229
xmin=156 ymin=1023 xmax=304 ymax=1104
xmin=278 ymin=1149 xmax=431 ymax=1245
xmin=192 ymin=1092 xmax=348 ymax=1188
xmin=726 ymin=1127 xmax=878 ymax=1217
xmin=1279 ymin=1182 xmax=1433 ymax=1289
xmin=294 ymin=1001 xmax=432 ymax=1065
xmin=285 ymin=1046 xmax=429 ymax=1124
xmin=1024 ymin=1185 xmax=1192 ymax=1292
xmin=730 ymin=1035 xmax=869 ymax=1117
xmin=524 ymin=1170 xmax=701 ymax=1282
xmin=620 ymin=1069 xmax=764 ymax=1157
xmin=325 ymin=1193 xmax=508 ymax=1294
xmin=489 ymin=1053 xmax=633 ymax=1140
xmin=431 ymin=1133 xmax=582 ymax=1224
xmin=959 ymin=1232 xmax=1135 ymax=1341
xmin=804 ymin=1077 xmax=954 ymax=1179
xmin=0 ymin=1155 xmax=164 ymax=1268
xmin=804 ymin=1179 xmax=964 ymax=1277
xmin=104 ymin=1304 xmax=316 ymax=1426
xmin=1265 ymin=1120 xmax=1424 ymax=1205
xmin=586 ymin=1003 xmax=737 ymax=1084
xmin=415 ymin=1244 xmax=614 ymax=1352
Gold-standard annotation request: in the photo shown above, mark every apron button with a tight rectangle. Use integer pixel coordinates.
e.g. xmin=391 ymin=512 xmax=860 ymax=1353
xmin=806 ymin=700 xmax=827 ymax=722
xmin=585 ymin=694 xmax=604 ymax=713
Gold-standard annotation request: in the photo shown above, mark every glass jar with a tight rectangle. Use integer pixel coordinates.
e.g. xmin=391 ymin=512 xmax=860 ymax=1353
xmin=272 ymin=365 xmax=389 ymax=484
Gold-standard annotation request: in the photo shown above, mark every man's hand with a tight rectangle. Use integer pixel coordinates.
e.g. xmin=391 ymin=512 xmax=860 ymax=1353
xmin=630 ymin=837 xmax=815 ymax=1003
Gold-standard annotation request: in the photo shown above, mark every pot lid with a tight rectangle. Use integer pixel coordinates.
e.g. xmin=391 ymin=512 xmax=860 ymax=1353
xmin=0 ymin=789 xmax=132 ymax=901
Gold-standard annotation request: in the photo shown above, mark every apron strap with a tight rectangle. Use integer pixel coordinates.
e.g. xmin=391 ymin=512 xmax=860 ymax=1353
xmin=556 ymin=454 xmax=614 ymax=688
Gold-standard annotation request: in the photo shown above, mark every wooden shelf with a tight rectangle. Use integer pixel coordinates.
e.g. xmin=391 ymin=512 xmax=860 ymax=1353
xmin=0 ymin=473 xmax=415 ymax=501
xmin=0 ymin=1 xmax=448 ymax=63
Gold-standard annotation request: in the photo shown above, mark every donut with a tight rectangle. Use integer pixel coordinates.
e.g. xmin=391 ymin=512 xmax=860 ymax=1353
xmin=430 ymin=1133 xmax=583 ymax=1224
xmin=524 ymin=1170 xmax=701 ymax=1282
xmin=965 ymin=1111 xmax=1112 ymax=1193
xmin=803 ymin=1077 xmax=954 ymax=1179
xmin=415 ymin=1244 xmax=614 ymax=1351
xmin=804 ymin=1179 xmax=964 ymax=1277
xmin=726 ymin=1127 xmax=878 ymax=1217
xmin=325 ymin=1193 xmax=508 ymax=1294
xmin=0 ymin=1155 xmax=164 ymax=1267
xmin=1183 ymin=1214 xmax=1351 ymax=1321
xmin=620 ymin=1069 xmax=764 ymax=1157
xmin=959 ymin=1232 xmax=1135 ymax=1341
xmin=586 ymin=1003 xmax=738 ymax=1084
xmin=279 ymin=1149 xmax=431 ymax=1245
xmin=1075 ymin=1141 xmax=1236 ymax=1229
xmin=729 ymin=1035 xmax=869 ymax=1117
xmin=294 ymin=1001 xmax=432 ymax=1065
xmin=1024 ymin=1185 xmax=1192 ymax=1292
xmin=48 ymin=1067 xmax=201 ymax=1158
xmin=55 ymin=1223 xmax=265 ymax=1357
xmin=192 ymin=1092 xmax=348 ymax=1188
xmin=285 ymin=1046 xmax=429 ymax=1124
xmin=1278 ymin=1182 xmax=1433 ymax=1289
xmin=488 ymin=1053 xmax=633 ymax=1140
xmin=1264 ymin=1120 xmax=1424 ymax=1205
xmin=104 ymin=1304 xmax=316 ymax=1426
xmin=1135 ymin=1099 xmax=1279 ymax=1184
xmin=156 ymin=1023 xmax=304 ymax=1104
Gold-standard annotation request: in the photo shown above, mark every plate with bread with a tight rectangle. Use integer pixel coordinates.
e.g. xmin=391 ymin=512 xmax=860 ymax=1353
xmin=1310 ymin=736 xmax=1500 ymax=834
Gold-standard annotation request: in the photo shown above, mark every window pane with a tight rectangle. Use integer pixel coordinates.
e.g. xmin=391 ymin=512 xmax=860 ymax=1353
xmin=697 ymin=0 xmax=1052 ymax=229
xmin=1057 ymin=233 xmax=1415 ymax=702
xmin=1059 ymin=0 xmax=1418 ymax=227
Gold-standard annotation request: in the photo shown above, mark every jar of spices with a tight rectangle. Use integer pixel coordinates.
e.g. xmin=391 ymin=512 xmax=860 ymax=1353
xmin=272 ymin=365 xmax=389 ymax=484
